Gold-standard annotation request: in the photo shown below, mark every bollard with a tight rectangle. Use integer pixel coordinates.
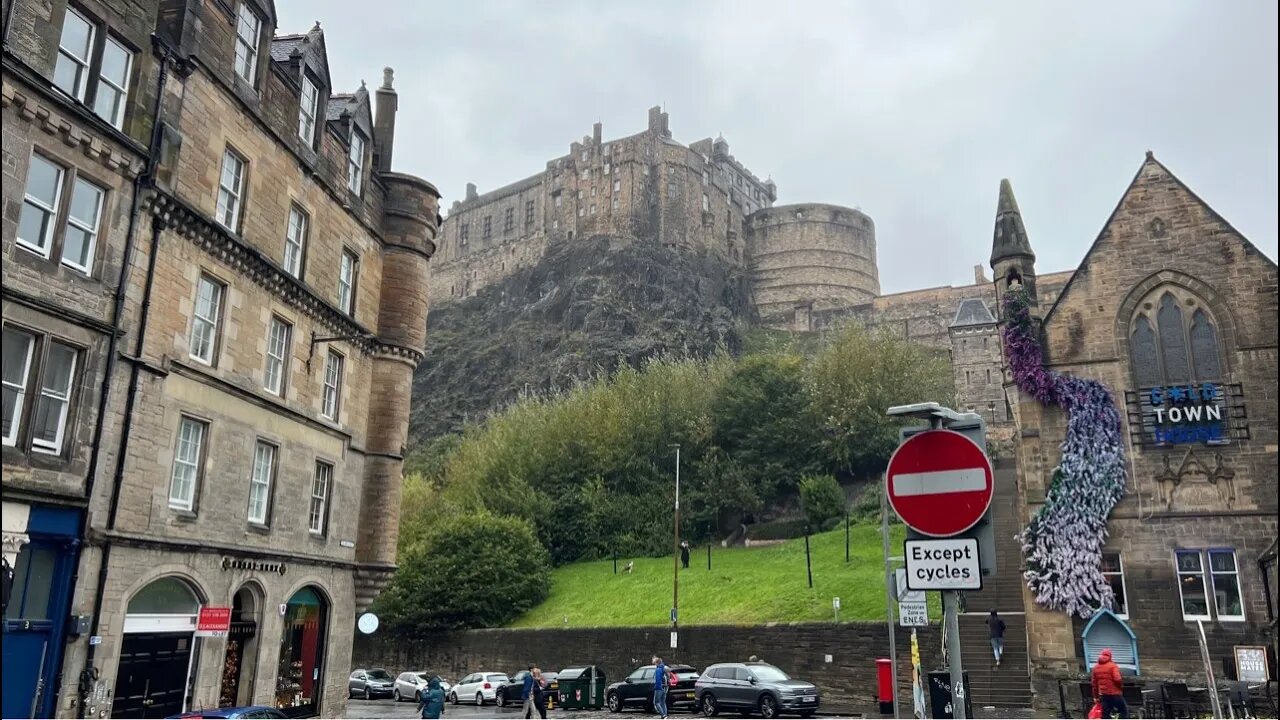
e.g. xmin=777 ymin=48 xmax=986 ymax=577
xmin=876 ymin=658 xmax=894 ymax=715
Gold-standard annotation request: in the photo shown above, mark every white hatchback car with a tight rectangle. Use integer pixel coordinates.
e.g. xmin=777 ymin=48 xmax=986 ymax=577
xmin=392 ymin=672 xmax=452 ymax=703
xmin=448 ymin=672 xmax=509 ymax=706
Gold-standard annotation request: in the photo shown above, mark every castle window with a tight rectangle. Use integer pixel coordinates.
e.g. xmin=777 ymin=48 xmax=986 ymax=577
xmin=581 ymin=150 xmax=588 ymax=162
xmin=553 ymin=219 xmax=559 ymax=230
xmin=482 ymin=216 xmax=491 ymax=239
xmin=613 ymin=180 xmax=621 ymax=193
xmin=702 ymin=194 xmax=709 ymax=212
xmin=581 ymin=168 xmax=590 ymax=180
xmin=986 ymin=369 xmax=992 ymax=384
xmin=233 ymin=2 xmax=262 ymax=85
xmin=643 ymin=165 xmax=649 ymax=176
xmin=525 ymin=200 xmax=535 ymax=225
xmin=612 ymin=197 xmax=619 ymax=210
xmin=1128 ymin=288 xmax=1224 ymax=388
xmin=667 ymin=183 xmax=677 ymax=200
xmin=504 ymin=208 xmax=514 ymax=231
xmin=577 ymin=190 xmax=584 ymax=200
xmin=590 ymin=203 xmax=596 ymax=215
xmin=554 ymin=194 xmax=562 ymax=208
xmin=604 ymin=163 xmax=611 ymax=175
xmin=591 ymin=186 xmax=597 ymax=197
xmin=578 ymin=207 xmax=585 ymax=217
xmin=460 ymin=221 xmax=469 ymax=244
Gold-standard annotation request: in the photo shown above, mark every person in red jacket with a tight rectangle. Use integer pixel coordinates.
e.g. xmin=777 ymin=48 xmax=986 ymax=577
xmin=1090 ymin=649 xmax=1128 ymax=719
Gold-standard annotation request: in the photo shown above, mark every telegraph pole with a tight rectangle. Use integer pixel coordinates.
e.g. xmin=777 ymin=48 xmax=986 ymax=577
xmin=671 ymin=443 xmax=681 ymax=652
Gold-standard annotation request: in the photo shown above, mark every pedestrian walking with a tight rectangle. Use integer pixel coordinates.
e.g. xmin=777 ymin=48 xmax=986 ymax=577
xmin=532 ymin=667 xmax=549 ymax=720
xmin=680 ymin=541 xmax=690 ymax=569
xmin=1090 ymin=649 xmax=1128 ymax=719
xmin=419 ymin=677 xmax=445 ymax=719
xmin=986 ymin=609 xmax=1007 ymax=666
xmin=652 ymin=656 xmax=669 ymax=719
xmin=521 ymin=665 xmax=537 ymax=719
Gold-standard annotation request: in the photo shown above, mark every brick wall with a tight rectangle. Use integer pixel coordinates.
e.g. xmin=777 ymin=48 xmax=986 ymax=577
xmin=353 ymin=623 xmax=943 ymax=716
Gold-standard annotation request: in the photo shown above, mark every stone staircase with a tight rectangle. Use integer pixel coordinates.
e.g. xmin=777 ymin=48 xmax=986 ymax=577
xmin=958 ymin=457 xmax=1034 ymax=709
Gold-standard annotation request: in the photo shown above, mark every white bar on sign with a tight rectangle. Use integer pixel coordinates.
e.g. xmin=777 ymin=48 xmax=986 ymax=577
xmin=891 ymin=468 xmax=985 ymax=497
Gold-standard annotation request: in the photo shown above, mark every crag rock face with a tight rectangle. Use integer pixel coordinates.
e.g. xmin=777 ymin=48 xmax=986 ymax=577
xmin=409 ymin=235 xmax=751 ymax=444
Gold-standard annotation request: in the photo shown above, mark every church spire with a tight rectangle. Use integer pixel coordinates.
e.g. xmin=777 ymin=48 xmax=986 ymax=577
xmin=990 ymin=178 xmax=1036 ymax=265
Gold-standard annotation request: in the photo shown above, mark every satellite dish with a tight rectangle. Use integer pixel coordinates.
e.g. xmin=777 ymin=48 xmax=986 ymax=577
xmin=357 ymin=613 xmax=379 ymax=635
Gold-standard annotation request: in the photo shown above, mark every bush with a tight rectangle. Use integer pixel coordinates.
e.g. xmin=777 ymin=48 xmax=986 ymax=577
xmin=798 ymin=475 xmax=845 ymax=531
xmin=378 ymin=513 xmax=549 ymax=630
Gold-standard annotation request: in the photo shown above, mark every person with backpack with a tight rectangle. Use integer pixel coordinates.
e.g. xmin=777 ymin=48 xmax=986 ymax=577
xmin=986 ymin=610 xmax=1007 ymax=666
xmin=419 ymin=677 xmax=445 ymax=719
xmin=652 ymin=656 xmax=670 ymax=719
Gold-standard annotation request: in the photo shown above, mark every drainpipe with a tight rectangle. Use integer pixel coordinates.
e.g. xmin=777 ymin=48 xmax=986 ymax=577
xmin=1 ymin=0 xmax=18 ymax=50
xmin=77 ymin=34 xmax=174 ymax=714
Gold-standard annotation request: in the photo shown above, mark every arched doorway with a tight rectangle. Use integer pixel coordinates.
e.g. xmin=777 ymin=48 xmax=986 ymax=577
xmin=275 ymin=586 xmax=328 ymax=716
xmin=219 ymin=585 xmax=262 ymax=708
xmin=112 ymin=577 xmax=201 ymax=719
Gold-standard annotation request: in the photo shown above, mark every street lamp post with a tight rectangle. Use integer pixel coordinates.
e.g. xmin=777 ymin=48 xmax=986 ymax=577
xmin=671 ymin=444 xmax=681 ymax=651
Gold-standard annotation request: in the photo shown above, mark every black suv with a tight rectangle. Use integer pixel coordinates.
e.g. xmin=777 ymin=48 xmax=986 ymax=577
xmin=693 ymin=662 xmax=818 ymax=718
xmin=606 ymin=664 xmax=699 ymax=713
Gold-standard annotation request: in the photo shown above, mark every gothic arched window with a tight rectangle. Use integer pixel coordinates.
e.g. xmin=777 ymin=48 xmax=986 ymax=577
xmin=1128 ymin=289 xmax=1224 ymax=387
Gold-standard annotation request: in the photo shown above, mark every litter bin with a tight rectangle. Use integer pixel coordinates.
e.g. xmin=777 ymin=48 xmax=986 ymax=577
xmin=557 ymin=666 xmax=607 ymax=710
xmin=927 ymin=671 xmax=972 ymax=719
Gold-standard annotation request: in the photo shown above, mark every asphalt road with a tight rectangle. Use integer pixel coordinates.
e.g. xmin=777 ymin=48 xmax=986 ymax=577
xmin=345 ymin=698 xmax=620 ymax=719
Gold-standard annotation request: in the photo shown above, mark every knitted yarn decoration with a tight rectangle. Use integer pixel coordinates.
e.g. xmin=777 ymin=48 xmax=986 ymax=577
xmin=1002 ymin=285 xmax=1127 ymax=617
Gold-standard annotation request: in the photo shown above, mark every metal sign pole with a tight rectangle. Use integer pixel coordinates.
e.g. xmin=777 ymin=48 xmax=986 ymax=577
xmin=943 ymin=591 xmax=966 ymax=719
xmin=881 ymin=478 xmax=901 ymax=719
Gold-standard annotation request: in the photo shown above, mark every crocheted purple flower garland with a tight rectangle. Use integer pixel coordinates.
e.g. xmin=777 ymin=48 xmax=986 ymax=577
xmin=1002 ymin=286 xmax=1128 ymax=618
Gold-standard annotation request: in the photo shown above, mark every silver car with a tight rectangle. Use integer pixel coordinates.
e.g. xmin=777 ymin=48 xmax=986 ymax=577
xmin=393 ymin=672 xmax=453 ymax=703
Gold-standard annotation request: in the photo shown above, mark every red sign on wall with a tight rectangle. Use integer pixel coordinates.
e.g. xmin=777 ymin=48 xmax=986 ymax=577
xmin=195 ymin=606 xmax=232 ymax=637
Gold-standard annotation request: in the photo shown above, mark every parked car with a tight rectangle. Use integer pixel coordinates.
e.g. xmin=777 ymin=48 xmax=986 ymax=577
xmin=694 ymin=662 xmax=818 ymax=718
xmin=167 ymin=706 xmax=285 ymax=719
xmin=448 ymin=672 xmax=510 ymax=705
xmin=393 ymin=672 xmax=453 ymax=703
xmin=496 ymin=671 xmax=560 ymax=707
xmin=606 ymin=664 xmax=699 ymax=713
xmin=348 ymin=668 xmax=396 ymax=700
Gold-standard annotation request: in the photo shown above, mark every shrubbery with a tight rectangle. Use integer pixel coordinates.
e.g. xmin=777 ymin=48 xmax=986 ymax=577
xmin=376 ymin=512 xmax=549 ymax=630
xmin=388 ymin=323 xmax=952 ymax=629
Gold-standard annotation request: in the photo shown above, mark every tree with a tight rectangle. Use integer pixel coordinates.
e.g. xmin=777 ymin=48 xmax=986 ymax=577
xmin=807 ymin=324 xmax=955 ymax=478
xmin=378 ymin=513 xmax=549 ymax=630
xmin=798 ymin=475 xmax=845 ymax=531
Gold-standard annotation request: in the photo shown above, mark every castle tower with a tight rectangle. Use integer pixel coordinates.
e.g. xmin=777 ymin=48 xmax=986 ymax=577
xmin=990 ymin=178 xmax=1039 ymax=317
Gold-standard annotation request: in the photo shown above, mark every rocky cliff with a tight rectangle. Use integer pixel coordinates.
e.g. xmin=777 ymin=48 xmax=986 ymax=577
xmin=409 ymin=235 xmax=751 ymax=445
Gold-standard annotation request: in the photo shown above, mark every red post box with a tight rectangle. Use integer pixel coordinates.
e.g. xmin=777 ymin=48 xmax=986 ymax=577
xmin=875 ymin=658 xmax=894 ymax=715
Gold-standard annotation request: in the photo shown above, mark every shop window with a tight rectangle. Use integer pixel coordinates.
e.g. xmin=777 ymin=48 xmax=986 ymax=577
xmin=1129 ymin=289 xmax=1224 ymax=388
xmin=1100 ymin=552 xmax=1128 ymax=617
xmin=220 ymin=586 xmax=262 ymax=708
xmin=276 ymin=586 xmax=328 ymax=715
xmin=4 ymin=544 xmax=57 ymax=620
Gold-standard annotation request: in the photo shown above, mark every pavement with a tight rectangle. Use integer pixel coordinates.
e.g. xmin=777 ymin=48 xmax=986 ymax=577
xmin=344 ymin=698 xmax=1051 ymax=719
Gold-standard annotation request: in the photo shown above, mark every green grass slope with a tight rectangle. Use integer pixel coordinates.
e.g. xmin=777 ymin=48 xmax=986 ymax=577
xmin=510 ymin=525 xmax=926 ymax=628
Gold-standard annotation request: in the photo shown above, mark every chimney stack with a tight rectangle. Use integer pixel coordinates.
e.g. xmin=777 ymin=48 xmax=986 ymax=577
xmin=466 ymin=183 xmax=478 ymax=201
xmin=592 ymin=122 xmax=602 ymax=146
xmin=373 ymin=67 xmax=397 ymax=173
xmin=974 ymin=264 xmax=989 ymax=284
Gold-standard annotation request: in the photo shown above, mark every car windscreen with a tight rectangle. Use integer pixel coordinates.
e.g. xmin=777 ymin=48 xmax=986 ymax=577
xmin=367 ymin=670 xmax=393 ymax=680
xmin=487 ymin=674 xmax=509 ymax=682
xmin=750 ymin=666 xmax=790 ymax=682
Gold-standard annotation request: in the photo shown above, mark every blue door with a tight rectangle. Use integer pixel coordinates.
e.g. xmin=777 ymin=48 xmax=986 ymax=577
xmin=1 ymin=506 xmax=81 ymax=718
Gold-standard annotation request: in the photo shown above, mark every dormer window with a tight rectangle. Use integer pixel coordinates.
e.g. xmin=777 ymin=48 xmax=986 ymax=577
xmin=233 ymin=3 xmax=261 ymax=85
xmin=298 ymin=75 xmax=319 ymax=144
xmin=347 ymin=131 xmax=365 ymax=195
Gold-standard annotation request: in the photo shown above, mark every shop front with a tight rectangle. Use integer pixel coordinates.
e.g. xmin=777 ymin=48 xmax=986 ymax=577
xmin=219 ymin=585 xmax=262 ymax=708
xmin=1 ymin=503 xmax=82 ymax=719
xmin=112 ymin=577 xmax=202 ymax=719
xmin=275 ymin=586 xmax=329 ymax=717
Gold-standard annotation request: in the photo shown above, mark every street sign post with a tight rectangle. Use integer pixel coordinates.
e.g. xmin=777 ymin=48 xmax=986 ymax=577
xmin=886 ymin=430 xmax=993 ymax=537
xmin=885 ymin=403 xmax=993 ymax=720
xmin=895 ymin=569 xmax=928 ymax=627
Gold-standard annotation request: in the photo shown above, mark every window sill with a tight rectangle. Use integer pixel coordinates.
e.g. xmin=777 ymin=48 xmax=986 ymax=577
xmin=247 ymin=522 xmax=271 ymax=534
xmin=308 ymin=532 xmax=327 ymax=544
xmin=169 ymin=508 xmax=198 ymax=522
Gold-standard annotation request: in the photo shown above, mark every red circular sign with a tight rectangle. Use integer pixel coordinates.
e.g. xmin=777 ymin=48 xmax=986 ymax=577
xmin=885 ymin=429 xmax=993 ymax=537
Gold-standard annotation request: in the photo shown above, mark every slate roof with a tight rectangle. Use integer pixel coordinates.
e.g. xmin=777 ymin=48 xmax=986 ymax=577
xmin=270 ymin=34 xmax=305 ymax=62
xmin=951 ymin=298 xmax=996 ymax=327
xmin=326 ymin=94 xmax=354 ymax=121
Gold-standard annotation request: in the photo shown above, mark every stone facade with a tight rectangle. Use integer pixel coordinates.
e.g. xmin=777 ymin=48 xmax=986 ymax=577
xmin=994 ymin=154 xmax=1278 ymax=707
xmin=353 ymin=622 xmax=944 ymax=717
xmin=3 ymin=1 xmax=438 ymax=718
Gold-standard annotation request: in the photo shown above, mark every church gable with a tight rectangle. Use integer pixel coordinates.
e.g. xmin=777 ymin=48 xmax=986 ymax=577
xmin=1040 ymin=153 xmax=1278 ymax=367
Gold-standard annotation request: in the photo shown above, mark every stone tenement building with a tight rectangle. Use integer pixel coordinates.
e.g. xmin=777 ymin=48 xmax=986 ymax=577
xmin=2 ymin=1 xmax=438 ymax=718
xmin=992 ymin=155 xmax=1277 ymax=708
xmin=428 ymin=108 xmax=1071 ymax=427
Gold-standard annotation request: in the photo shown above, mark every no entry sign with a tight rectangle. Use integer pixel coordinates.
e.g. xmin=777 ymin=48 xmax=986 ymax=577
xmin=886 ymin=429 xmax=993 ymax=537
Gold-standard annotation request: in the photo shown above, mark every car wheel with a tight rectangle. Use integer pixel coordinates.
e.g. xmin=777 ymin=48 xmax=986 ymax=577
xmin=449 ymin=692 xmax=458 ymax=705
xmin=363 ymin=687 xmax=372 ymax=701
xmin=393 ymin=689 xmax=402 ymax=702
xmin=701 ymin=693 xmax=719 ymax=717
xmin=416 ymin=690 xmax=423 ymax=704
xmin=348 ymin=686 xmax=354 ymax=699
xmin=758 ymin=694 xmax=778 ymax=719
xmin=607 ymin=692 xmax=622 ymax=713
xmin=476 ymin=691 xmax=485 ymax=706
xmin=498 ymin=690 xmax=508 ymax=708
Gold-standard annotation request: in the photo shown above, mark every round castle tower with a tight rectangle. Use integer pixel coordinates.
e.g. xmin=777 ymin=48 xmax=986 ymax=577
xmin=745 ymin=203 xmax=879 ymax=329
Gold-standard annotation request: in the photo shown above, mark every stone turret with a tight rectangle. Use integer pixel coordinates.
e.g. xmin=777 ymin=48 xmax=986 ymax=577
xmin=990 ymin=178 xmax=1039 ymax=317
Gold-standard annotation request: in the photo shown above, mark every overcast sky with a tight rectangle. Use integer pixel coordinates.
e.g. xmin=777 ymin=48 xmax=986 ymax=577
xmin=279 ymin=0 xmax=1277 ymax=293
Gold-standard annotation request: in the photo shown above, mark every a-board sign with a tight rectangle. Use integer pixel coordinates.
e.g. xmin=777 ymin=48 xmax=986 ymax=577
xmin=904 ymin=538 xmax=982 ymax=591
xmin=886 ymin=429 xmax=993 ymax=537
